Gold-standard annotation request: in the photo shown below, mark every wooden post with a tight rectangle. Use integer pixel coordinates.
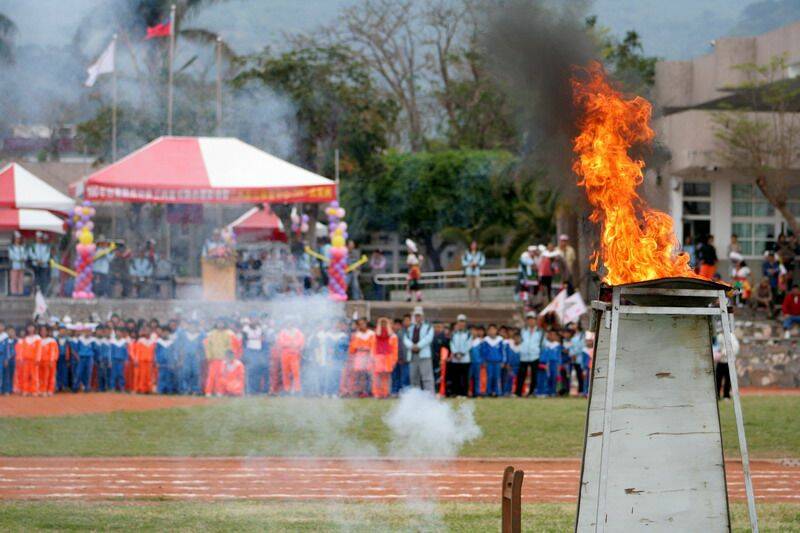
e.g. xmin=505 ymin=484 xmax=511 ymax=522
xmin=501 ymin=466 xmax=524 ymax=533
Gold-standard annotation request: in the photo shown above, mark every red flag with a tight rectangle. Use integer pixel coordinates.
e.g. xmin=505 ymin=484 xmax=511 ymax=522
xmin=145 ymin=21 xmax=172 ymax=40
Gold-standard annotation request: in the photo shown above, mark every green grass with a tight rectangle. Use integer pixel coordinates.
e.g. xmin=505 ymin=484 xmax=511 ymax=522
xmin=0 ymin=396 xmax=797 ymax=457
xmin=0 ymin=501 xmax=794 ymax=532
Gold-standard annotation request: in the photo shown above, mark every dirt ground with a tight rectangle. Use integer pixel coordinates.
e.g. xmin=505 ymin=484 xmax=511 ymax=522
xmin=0 ymin=457 xmax=795 ymax=503
xmin=0 ymin=388 xmax=795 ymax=418
xmin=0 ymin=393 xmax=214 ymax=418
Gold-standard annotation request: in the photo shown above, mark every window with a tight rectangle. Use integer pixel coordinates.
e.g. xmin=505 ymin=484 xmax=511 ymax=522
xmin=731 ymin=183 xmax=781 ymax=256
xmin=682 ymin=181 xmax=711 ymax=243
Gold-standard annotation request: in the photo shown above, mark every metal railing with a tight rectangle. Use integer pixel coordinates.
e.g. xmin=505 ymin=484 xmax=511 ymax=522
xmin=373 ymin=268 xmax=519 ymax=287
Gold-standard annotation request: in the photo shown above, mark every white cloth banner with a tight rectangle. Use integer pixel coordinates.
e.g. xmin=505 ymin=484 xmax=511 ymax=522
xmin=85 ymin=38 xmax=115 ymax=87
xmin=539 ymin=289 xmax=587 ymax=325
xmin=33 ymin=288 xmax=47 ymax=318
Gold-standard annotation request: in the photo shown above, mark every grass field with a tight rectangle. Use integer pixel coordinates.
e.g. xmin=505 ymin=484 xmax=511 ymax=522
xmin=0 ymin=396 xmax=797 ymax=457
xmin=0 ymin=502 xmax=794 ymax=532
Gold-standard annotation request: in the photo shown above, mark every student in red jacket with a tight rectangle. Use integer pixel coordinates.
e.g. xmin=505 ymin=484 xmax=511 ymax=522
xmin=782 ymin=284 xmax=800 ymax=338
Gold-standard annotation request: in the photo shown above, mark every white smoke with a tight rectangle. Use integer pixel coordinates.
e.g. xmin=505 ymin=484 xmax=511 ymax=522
xmin=385 ymin=388 xmax=482 ymax=457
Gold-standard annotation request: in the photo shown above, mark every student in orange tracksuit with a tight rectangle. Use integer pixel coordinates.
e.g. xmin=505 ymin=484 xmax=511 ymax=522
xmin=221 ymin=350 xmax=245 ymax=396
xmin=372 ymin=317 xmax=398 ymax=399
xmin=204 ymin=319 xmax=235 ymax=396
xmin=348 ymin=318 xmax=375 ymax=398
xmin=38 ymin=325 xmax=58 ymax=396
xmin=132 ymin=327 xmax=156 ymax=394
xmin=15 ymin=324 xmax=41 ymax=396
xmin=275 ymin=322 xmax=305 ymax=394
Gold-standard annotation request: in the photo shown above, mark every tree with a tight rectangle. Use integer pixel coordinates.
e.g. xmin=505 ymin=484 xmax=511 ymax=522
xmin=586 ymin=16 xmax=658 ymax=94
xmin=344 ymin=149 xmax=518 ymax=270
xmin=713 ymin=54 xmax=800 ymax=236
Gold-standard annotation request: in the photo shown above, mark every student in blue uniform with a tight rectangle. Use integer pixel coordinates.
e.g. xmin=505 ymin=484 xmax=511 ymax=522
xmin=503 ymin=329 xmax=522 ymax=396
xmin=176 ymin=320 xmax=205 ymax=395
xmin=155 ymin=327 xmax=177 ymax=394
xmin=0 ymin=322 xmax=8 ymax=395
xmin=482 ymin=324 xmax=505 ymax=397
xmin=2 ymin=327 xmax=16 ymax=394
xmin=468 ymin=326 xmax=484 ymax=397
xmin=70 ymin=325 xmax=97 ymax=392
xmin=109 ymin=327 xmax=130 ymax=392
xmin=564 ymin=324 xmax=586 ymax=396
xmin=55 ymin=324 xmax=70 ymax=392
xmin=538 ymin=328 xmax=563 ymax=397
xmin=94 ymin=325 xmax=111 ymax=392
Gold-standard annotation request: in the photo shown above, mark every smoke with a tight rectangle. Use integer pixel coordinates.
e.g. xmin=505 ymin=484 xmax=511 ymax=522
xmin=484 ymin=0 xmax=598 ymax=201
xmin=384 ymin=388 xmax=481 ymax=457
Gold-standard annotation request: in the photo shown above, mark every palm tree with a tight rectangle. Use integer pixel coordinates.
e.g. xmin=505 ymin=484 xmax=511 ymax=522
xmin=0 ymin=13 xmax=17 ymax=64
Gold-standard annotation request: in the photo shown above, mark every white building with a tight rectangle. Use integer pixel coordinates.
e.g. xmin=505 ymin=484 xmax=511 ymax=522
xmin=654 ymin=20 xmax=800 ymax=261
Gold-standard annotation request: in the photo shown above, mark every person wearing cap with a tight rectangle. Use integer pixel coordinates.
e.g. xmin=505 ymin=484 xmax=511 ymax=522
xmin=461 ymin=241 xmax=486 ymax=303
xmin=109 ymin=327 xmax=130 ymax=392
xmin=557 ymin=234 xmax=576 ymax=289
xmin=8 ymin=232 xmax=27 ymax=296
xmin=448 ymin=314 xmax=471 ymax=397
xmin=403 ymin=307 xmax=434 ymax=392
xmin=517 ymin=311 xmax=543 ymax=397
xmin=29 ymin=232 xmax=51 ymax=295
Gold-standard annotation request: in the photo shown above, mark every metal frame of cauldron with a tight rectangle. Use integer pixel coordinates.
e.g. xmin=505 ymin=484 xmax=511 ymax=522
xmin=577 ymin=278 xmax=758 ymax=532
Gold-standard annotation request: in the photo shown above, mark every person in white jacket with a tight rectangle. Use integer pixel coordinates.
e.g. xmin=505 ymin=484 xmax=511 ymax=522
xmin=713 ymin=328 xmax=739 ymax=400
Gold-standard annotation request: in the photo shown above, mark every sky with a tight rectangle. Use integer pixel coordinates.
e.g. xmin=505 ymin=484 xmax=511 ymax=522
xmin=0 ymin=0 xmax=789 ymax=60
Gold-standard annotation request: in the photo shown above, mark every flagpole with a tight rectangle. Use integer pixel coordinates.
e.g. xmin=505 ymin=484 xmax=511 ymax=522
xmin=216 ymin=36 xmax=222 ymax=136
xmin=111 ymin=33 xmax=118 ymax=162
xmin=167 ymin=3 xmax=176 ymax=135
xmin=334 ymin=148 xmax=340 ymax=202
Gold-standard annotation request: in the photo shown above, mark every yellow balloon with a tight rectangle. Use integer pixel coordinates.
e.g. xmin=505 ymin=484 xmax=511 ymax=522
xmin=78 ymin=228 xmax=94 ymax=245
xmin=331 ymin=235 xmax=345 ymax=248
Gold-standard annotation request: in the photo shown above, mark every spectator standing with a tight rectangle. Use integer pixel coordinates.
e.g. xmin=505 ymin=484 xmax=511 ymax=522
xmin=713 ymin=328 xmax=739 ymax=400
xmin=781 ymin=285 xmax=800 ymax=339
xmin=482 ymin=324 xmax=504 ymax=397
xmin=390 ymin=315 xmax=411 ymax=395
xmin=448 ymin=314 xmax=471 ymax=397
xmin=730 ymin=253 xmax=751 ymax=307
xmin=697 ymin=235 xmax=718 ymax=279
xmin=405 ymin=239 xmax=423 ymax=302
xmin=403 ymin=307 xmax=434 ymax=392
xmin=129 ymin=248 xmax=154 ymax=298
xmin=518 ymin=246 xmax=539 ymax=307
xmin=682 ymin=235 xmax=697 ymax=268
xmin=29 ymin=232 xmax=51 ymax=295
xmin=372 ymin=317 xmax=397 ymax=398
xmin=558 ymin=235 xmax=577 ymax=291
xmin=517 ymin=312 xmax=542 ymax=397
xmin=763 ymin=252 xmax=781 ymax=293
xmin=347 ymin=318 xmax=375 ymax=397
xmin=461 ymin=241 xmax=486 ymax=302
xmin=109 ymin=242 xmax=131 ymax=298
xmin=728 ymin=233 xmax=742 ymax=257
xmin=241 ymin=318 xmax=267 ymax=394
xmin=8 ymin=232 xmax=27 ymax=296
xmin=369 ymin=249 xmax=387 ymax=301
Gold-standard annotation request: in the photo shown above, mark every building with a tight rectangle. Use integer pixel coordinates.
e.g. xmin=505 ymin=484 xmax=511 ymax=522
xmin=654 ymin=20 xmax=800 ymax=262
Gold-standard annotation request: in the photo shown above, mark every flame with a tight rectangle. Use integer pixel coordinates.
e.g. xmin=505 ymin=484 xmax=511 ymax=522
xmin=571 ymin=62 xmax=697 ymax=285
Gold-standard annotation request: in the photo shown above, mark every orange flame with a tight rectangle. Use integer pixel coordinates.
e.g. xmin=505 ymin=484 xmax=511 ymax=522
xmin=571 ymin=62 xmax=697 ymax=285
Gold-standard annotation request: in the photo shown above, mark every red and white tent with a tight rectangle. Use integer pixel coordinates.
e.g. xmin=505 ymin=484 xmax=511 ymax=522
xmin=0 ymin=207 xmax=66 ymax=234
xmin=72 ymin=136 xmax=337 ymax=204
xmin=0 ymin=163 xmax=75 ymax=213
xmin=228 ymin=205 xmax=287 ymax=242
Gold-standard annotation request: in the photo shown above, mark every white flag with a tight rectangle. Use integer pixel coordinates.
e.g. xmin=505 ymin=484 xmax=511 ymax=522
xmin=85 ymin=38 xmax=116 ymax=87
xmin=33 ymin=288 xmax=48 ymax=319
xmin=540 ymin=289 xmax=567 ymax=318
xmin=562 ymin=292 xmax=588 ymax=325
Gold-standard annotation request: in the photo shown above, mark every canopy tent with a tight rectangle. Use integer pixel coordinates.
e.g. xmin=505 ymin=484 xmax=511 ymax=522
xmin=228 ymin=205 xmax=287 ymax=242
xmin=71 ymin=136 xmax=337 ymax=204
xmin=0 ymin=207 xmax=66 ymax=234
xmin=0 ymin=163 xmax=75 ymax=213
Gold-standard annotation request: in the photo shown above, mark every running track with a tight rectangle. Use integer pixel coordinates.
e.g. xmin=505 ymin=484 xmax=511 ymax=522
xmin=0 ymin=457 xmax=797 ymax=502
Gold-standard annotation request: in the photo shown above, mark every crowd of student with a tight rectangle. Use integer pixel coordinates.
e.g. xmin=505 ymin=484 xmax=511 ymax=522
xmin=0 ymin=307 xmax=593 ymax=399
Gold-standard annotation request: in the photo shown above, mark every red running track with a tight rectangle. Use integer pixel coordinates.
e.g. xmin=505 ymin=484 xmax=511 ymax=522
xmin=0 ymin=457 xmax=797 ymax=503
